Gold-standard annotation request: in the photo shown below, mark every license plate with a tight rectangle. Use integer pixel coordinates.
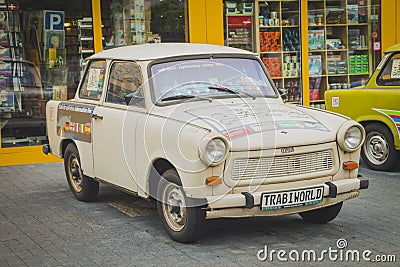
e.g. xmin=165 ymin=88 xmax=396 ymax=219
xmin=260 ymin=186 xmax=324 ymax=211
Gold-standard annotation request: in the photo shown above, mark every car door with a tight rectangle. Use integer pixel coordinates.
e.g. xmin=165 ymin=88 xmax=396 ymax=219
xmin=92 ymin=60 xmax=145 ymax=192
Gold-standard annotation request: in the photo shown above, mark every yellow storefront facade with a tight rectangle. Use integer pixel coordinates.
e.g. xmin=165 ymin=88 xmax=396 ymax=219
xmin=1 ymin=0 xmax=399 ymax=166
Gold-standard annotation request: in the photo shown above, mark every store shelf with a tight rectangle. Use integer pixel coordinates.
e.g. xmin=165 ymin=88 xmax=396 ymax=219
xmin=306 ymin=0 xmax=374 ymax=108
xmin=326 ymin=24 xmax=348 ymax=27
xmin=259 ymin=26 xmax=281 ymax=29
xmin=78 ymin=25 xmax=92 ymax=29
xmin=79 ymin=37 xmax=93 ymax=41
xmin=282 ymin=25 xmax=299 ymax=28
xmin=260 ymin=51 xmax=282 ymax=54
xmin=226 ymin=12 xmax=253 ymax=51
xmin=257 ymin=0 xmax=302 ymax=103
xmin=77 ymin=18 xmax=95 ymax=75
xmin=226 ymin=14 xmax=254 ymax=17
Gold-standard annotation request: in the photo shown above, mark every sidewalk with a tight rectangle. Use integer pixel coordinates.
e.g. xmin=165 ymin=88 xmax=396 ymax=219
xmin=1 ymin=162 xmax=399 ymax=266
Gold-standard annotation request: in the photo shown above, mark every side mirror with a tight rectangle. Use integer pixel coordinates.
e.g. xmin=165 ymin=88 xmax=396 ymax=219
xmin=278 ymin=88 xmax=288 ymax=102
xmin=124 ymin=90 xmax=144 ymax=105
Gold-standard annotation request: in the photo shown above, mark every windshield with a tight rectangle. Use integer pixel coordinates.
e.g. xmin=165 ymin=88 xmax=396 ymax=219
xmin=150 ymin=57 xmax=277 ymax=103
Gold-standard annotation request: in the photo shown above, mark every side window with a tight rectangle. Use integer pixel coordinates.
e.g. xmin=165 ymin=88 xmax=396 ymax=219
xmin=106 ymin=61 xmax=143 ymax=105
xmin=377 ymin=53 xmax=400 ymax=86
xmin=79 ymin=60 xmax=106 ymax=100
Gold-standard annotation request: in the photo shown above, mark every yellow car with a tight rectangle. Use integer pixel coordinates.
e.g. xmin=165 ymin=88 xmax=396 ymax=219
xmin=325 ymin=44 xmax=400 ymax=171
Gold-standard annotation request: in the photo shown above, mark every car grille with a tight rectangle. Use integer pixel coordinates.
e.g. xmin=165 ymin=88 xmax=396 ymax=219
xmin=231 ymin=150 xmax=334 ymax=180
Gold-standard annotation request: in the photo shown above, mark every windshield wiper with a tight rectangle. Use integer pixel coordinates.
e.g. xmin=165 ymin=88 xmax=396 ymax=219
xmin=208 ymin=86 xmax=256 ymax=100
xmin=159 ymin=94 xmax=212 ymax=103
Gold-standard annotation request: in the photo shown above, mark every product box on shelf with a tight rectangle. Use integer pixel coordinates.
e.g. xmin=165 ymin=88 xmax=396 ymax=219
xmin=259 ymin=31 xmax=281 ymax=52
xmin=309 ymin=77 xmax=322 ymax=101
xmin=283 ymin=54 xmax=299 ymax=77
xmin=325 ymin=8 xmax=345 ymax=24
xmin=0 ymin=61 xmax=12 ymax=76
xmin=327 ymin=59 xmax=348 ymax=74
xmin=225 ymin=2 xmax=237 ymax=14
xmin=308 ymin=29 xmax=324 ymax=50
xmin=282 ymin=28 xmax=300 ymax=51
xmin=0 ymin=90 xmax=14 ymax=112
xmin=262 ymin=56 xmax=281 ymax=78
xmin=349 ymin=55 xmax=369 ymax=74
xmin=0 ymin=30 xmax=9 ymax=46
xmin=0 ymin=47 xmax=10 ymax=59
xmin=326 ymin=39 xmax=342 ymax=50
xmin=309 ymin=54 xmax=322 ymax=76
xmin=347 ymin=5 xmax=359 ymax=24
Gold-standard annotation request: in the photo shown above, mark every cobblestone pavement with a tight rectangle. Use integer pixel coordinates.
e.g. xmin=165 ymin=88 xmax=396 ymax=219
xmin=0 ymin=162 xmax=399 ymax=266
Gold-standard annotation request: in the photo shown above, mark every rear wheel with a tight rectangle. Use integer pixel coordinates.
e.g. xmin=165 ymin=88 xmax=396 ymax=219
xmin=64 ymin=143 xmax=99 ymax=202
xmin=299 ymin=202 xmax=343 ymax=224
xmin=156 ymin=169 xmax=204 ymax=243
xmin=361 ymin=123 xmax=399 ymax=171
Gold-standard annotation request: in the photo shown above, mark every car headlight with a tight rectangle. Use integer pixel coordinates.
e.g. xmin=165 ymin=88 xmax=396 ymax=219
xmin=338 ymin=122 xmax=365 ymax=152
xmin=199 ymin=136 xmax=228 ymax=166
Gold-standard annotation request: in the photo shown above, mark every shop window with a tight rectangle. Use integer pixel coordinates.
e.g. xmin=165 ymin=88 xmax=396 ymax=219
xmin=102 ymin=0 xmax=186 ymax=49
xmin=0 ymin=60 xmax=47 ymax=147
xmin=106 ymin=61 xmax=143 ymax=105
xmin=224 ymin=0 xmax=255 ymax=52
xmin=78 ymin=60 xmax=106 ymax=100
xmin=377 ymin=53 xmax=400 ymax=86
xmin=307 ymin=0 xmax=382 ymax=108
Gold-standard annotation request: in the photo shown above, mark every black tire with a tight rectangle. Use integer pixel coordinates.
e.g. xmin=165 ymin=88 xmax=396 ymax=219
xmin=156 ymin=169 xmax=204 ymax=243
xmin=299 ymin=202 xmax=343 ymax=224
xmin=64 ymin=143 xmax=99 ymax=202
xmin=361 ymin=123 xmax=400 ymax=171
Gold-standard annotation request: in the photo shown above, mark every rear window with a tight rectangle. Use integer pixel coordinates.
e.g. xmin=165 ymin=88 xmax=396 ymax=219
xmin=377 ymin=53 xmax=400 ymax=86
xmin=79 ymin=60 xmax=106 ymax=100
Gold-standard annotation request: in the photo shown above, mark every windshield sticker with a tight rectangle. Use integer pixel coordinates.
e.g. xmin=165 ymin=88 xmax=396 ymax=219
xmin=373 ymin=108 xmax=400 ymax=138
xmin=57 ymin=103 xmax=95 ymax=143
xmin=186 ymin=103 xmax=329 ymax=140
xmin=87 ymin=68 xmax=104 ymax=91
xmin=331 ymin=96 xmax=339 ymax=108
xmin=390 ymin=59 xmax=400 ymax=79
xmin=376 ymin=54 xmax=388 ymax=70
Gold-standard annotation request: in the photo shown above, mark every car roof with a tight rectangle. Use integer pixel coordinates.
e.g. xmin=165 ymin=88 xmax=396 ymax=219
xmin=88 ymin=43 xmax=256 ymax=61
xmin=384 ymin=43 xmax=400 ymax=54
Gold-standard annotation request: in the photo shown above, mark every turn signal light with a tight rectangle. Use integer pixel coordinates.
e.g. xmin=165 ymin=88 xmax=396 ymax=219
xmin=206 ymin=177 xmax=222 ymax=185
xmin=343 ymin=161 xmax=359 ymax=170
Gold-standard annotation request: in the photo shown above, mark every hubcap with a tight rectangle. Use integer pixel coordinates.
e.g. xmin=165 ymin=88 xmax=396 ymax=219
xmin=68 ymin=155 xmax=83 ymax=192
xmin=162 ymin=183 xmax=186 ymax=232
xmin=363 ymin=131 xmax=389 ymax=165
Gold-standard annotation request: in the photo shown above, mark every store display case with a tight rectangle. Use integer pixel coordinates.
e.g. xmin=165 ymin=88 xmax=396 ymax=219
xmin=225 ymin=1 xmax=254 ymax=52
xmin=307 ymin=0 xmax=374 ymax=108
xmin=78 ymin=17 xmax=94 ymax=76
xmin=257 ymin=0 xmax=302 ymax=103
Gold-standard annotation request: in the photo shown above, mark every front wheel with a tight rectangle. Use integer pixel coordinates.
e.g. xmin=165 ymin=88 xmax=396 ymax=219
xmin=299 ymin=202 xmax=343 ymax=224
xmin=64 ymin=143 xmax=99 ymax=202
xmin=361 ymin=123 xmax=399 ymax=171
xmin=156 ymin=169 xmax=204 ymax=243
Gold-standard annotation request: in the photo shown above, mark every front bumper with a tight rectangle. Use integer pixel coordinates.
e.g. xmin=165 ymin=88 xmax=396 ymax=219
xmin=204 ymin=177 xmax=368 ymax=219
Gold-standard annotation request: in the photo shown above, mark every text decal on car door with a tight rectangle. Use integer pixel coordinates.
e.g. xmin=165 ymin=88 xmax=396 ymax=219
xmin=57 ymin=102 xmax=95 ymax=142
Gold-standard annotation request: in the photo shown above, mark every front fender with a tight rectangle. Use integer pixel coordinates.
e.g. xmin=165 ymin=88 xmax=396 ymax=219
xmin=135 ymin=114 xmax=213 ymax=197
xmin=357 ymin=111 xmax=400 ymax=150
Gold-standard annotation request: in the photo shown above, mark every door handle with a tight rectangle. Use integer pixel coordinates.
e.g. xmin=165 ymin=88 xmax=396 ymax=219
xmin=92 ymin=114 xmax=103 ymax=120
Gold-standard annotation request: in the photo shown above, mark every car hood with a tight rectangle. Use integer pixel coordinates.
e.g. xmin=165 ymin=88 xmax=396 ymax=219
xmin=150 ymin=99 xmax=348 ymax=151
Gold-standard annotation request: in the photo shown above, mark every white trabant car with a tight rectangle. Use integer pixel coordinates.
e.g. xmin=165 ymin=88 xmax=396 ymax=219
xmin=44 ymin=43 xmax=369 ymax=243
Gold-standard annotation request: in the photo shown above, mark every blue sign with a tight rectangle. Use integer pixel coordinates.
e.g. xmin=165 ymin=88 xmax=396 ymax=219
xmin=44 ymin=10 xmax=64 ymax=30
